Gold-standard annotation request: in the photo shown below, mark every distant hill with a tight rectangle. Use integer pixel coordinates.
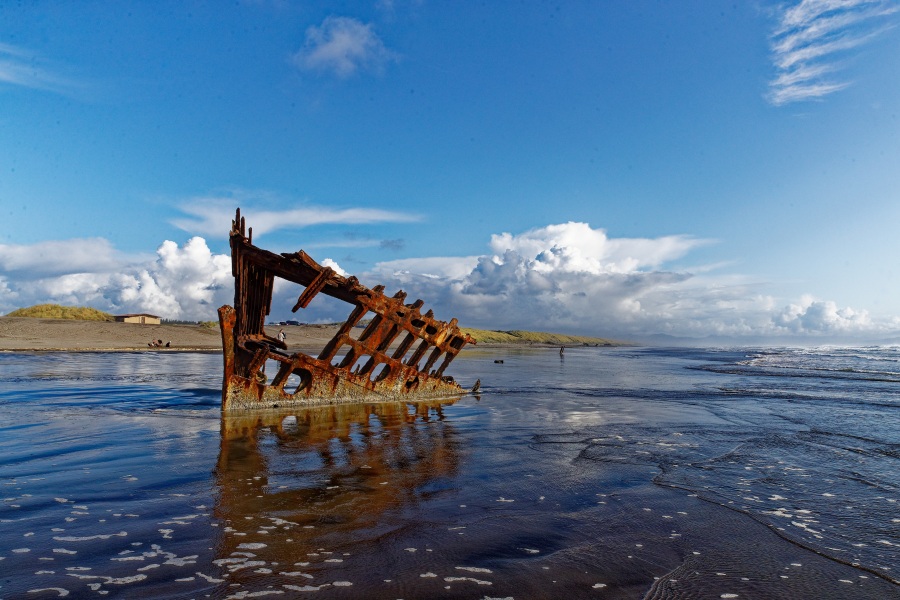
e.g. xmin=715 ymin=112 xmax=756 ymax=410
xmin=460 ymin=327 xmax=627 ymax=346
xmin=5 ymin=304 xmax=114 ymax=321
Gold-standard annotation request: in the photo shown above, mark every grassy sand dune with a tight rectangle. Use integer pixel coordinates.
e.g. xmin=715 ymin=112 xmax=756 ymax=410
xmin=6 ymin=303 xmax=115 ymax=321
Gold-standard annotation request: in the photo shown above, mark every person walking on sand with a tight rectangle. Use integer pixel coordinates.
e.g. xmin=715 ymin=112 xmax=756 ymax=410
xmin=277 ymin=329 xmax=286 ymax=344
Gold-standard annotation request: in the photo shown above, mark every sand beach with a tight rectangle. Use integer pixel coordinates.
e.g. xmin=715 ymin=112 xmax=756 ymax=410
xmin=0 ymin=317 xmax=343 ymax=353
xmin=0 ymin=317 xmax=618 ymax=353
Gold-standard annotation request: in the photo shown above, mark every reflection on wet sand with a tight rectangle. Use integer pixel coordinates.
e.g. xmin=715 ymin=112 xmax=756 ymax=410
xmin=213 ymin=400 xmax=460 ymax=592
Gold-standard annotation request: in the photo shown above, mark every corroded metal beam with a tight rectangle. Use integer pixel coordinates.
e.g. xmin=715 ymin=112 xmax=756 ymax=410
xmin=218 ymin=208 xmax=477 ymax=410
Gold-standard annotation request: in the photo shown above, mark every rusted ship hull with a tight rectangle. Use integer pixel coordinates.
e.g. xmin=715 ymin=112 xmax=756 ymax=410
xmin=218 ymin=208 xmax=476 ymax=411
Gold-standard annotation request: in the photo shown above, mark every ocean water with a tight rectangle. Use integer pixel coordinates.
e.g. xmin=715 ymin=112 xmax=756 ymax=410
xmin=0 ymin=346 xmax=898 ymax=599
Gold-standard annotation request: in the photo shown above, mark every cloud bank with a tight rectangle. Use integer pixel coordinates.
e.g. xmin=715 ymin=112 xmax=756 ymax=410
xmin=292 ymin=16 xmax=398 ymax=78
xmin=2 ymin=221 xmax=896 ymax=341
xmin=767 ymin=0 xmax=898 ymax=105
xmin=362 ymin=222 xmax=898 ymax=340
xmin=0 ymin=237 xmax=232 ymax=321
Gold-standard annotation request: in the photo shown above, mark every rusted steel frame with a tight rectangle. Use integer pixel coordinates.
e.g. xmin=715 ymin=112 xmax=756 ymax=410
xmin=421 ymin=346 xmax=444 ymax=374
xmin=390 ymin=332 xmax=417 ymax=362
xmin=232 ymin=231 xmax=473 ymax=363
xmin=238 ymin=339 xmax=296 ymax=387
xmin=220 ymin=208 xmax=476 ymax=409
xmin=318 ymin=303 xmax=369 ymax=362
xmin=232 ymin=237 xmax=368 ymax=306
xmin=239 ymin=334 xmax=424 ymax=397
xmin=325 ymin=334 xmax=411 ymax=381
xmin=321 ymin=331 xmax=408 ymax=382
xmin=311 ymin=281 xmax=469 ymax=380
xmin=242 ymin=265 xmax=274 ymax=340
xmin=331 ymin=312 xmax=465 ymax=384
xmin=291 ymin=266 xmax=335 ymax=312
xmin=337 ymin=311 xmax=387 ymax=370
xmin=342 ymin=296 xmax=466 ymax=378
xmin=219 ymin=304 xmax=238 ymax=400
xmin=339 ymin=290 xmax=407 ymax=374
xmin=352 ymin=293 xmax=466 ymax=368
xmin=236 ymin=239 xmax=468 ymax=355
xmin=405 ymin=339 xmax=432 ymax=370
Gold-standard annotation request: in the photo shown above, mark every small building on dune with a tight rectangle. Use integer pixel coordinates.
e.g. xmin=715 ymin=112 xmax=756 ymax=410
xmin=115 ymin=313 xmax=161 ymax=325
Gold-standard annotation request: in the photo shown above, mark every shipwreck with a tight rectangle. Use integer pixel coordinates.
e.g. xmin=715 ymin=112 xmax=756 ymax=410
xmin=218 ymin=208 xmax=477 ymax=410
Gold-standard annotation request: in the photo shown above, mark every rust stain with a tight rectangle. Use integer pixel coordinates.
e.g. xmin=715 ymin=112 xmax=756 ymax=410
xmin=218 ymin=208 xmax=478 ymax=410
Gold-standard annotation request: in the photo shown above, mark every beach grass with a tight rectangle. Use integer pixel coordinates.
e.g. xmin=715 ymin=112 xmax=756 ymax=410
xmin=5 ymin=303 xmax=114 ymax=321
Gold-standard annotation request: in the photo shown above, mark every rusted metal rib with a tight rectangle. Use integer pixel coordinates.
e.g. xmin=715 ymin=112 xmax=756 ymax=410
xmin=218 ymin=208 xmax=476 ymax=410
xmin=291 ymin=266 xmax=334 ymax=311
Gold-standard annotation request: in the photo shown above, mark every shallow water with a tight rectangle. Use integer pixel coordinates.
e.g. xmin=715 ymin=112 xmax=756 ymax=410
xmin=0 ymin=347 xmax=898 ymax=599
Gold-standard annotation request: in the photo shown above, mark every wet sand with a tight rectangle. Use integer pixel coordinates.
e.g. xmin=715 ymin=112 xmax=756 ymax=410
xmin=2 ymin=348 xmax=896 ymax=599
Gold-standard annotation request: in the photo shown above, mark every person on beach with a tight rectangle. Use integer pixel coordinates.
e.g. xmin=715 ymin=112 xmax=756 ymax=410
xmin=277 ymin=329 xmax=286 ymax=344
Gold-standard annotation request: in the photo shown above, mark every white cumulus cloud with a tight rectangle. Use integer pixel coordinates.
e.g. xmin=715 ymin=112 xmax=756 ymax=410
xmin=320 ymin=258 xmax=348 ymax=277
xmin=487 ymin=222 xmax=704 ymax=274
xmin=772 ymin=295 xmax=871 ymax=333
xmin=362 ymin=222 xmax=892 ymax=341
xmin=292 ymin=16 xmax=398 ymax=78
xmin=1 ymin=237 xmax=232 ymax=321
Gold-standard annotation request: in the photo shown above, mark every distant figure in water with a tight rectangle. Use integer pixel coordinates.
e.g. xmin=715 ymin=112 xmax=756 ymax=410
xmin=560 ymin=346 xmax=565 ymax=356
xmin=277 ymin=329 xmax=286 ymax=344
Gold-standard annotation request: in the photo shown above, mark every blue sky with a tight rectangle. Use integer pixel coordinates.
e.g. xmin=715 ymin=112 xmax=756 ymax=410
xmin=2 ymin=1 xmax=899 ymax=342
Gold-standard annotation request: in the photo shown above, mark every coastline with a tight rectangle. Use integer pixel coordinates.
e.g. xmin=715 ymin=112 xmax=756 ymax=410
xmin=0 ymin=316 xmax=632 ymax=352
